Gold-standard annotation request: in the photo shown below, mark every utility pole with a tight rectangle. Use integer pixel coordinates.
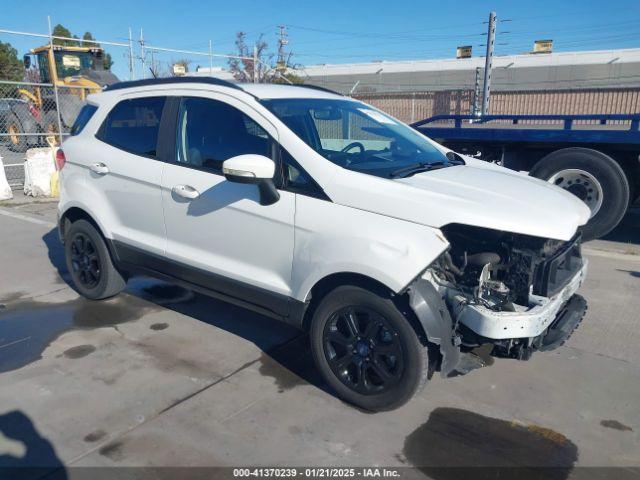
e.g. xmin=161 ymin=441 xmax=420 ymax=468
xmin=472 ymin=66 xmax=481 ymax=116
xmin=47 ymin=16 xmax=63 ymax=146
xmin=253 ymin=44 xmax=258 ymax=83
xmin=481 ymin=11 xmax=496 ymax=115
xmin=140 ymin=28 xmax=146 ymax=80
xmin=276 ymin=24 xmax=288 ymax=72
xmin=128 ymin=27 xmax=135 ymax=80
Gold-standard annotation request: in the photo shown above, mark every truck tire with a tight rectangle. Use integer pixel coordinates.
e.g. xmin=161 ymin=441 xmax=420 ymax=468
xmin=41 ymin=111 xmax=61 ymax=146
xmin=530 ymin=148 xmax=630 ymax=240
xmin=6 ymin=112 xmax=27 ymax=152
xmin=310 ymin=285 xmax=429 ymax=411
xmin=64 ymin=220 xmax=126 ymax=300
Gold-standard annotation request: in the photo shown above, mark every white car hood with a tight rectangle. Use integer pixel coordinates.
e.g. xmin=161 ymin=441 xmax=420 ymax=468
xmin=326 ymin=160 xmax=591 ymax=241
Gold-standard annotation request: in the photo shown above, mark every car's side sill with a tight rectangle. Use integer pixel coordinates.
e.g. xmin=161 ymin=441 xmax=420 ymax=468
xmin=109 ymin=240 xmax=307 ymax=328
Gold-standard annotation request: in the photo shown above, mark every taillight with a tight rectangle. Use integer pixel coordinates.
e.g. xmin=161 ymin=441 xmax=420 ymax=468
xmin=55 ymin=148 xmax=66 ymax=170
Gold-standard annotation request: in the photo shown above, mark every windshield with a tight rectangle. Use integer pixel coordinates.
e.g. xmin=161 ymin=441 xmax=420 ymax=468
xmin=261 ymin=98 xmax=452 ymax=178
xmin=53 ymin=51 xmax=96 ymax=78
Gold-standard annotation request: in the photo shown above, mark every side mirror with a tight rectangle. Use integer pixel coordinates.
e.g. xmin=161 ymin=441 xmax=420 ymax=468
xmin=222 ymin=154 xmax=280 ymax=206
xmin=23 ymin=54 xmax=31 ymax=69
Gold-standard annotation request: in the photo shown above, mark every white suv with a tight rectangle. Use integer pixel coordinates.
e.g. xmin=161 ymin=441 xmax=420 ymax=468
xmin=58 ymin=78 xmax=590 ymax=411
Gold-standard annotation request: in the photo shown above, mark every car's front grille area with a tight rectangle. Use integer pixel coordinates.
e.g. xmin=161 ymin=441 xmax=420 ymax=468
xmin=532 ymin=234 xmax=583 ymax=298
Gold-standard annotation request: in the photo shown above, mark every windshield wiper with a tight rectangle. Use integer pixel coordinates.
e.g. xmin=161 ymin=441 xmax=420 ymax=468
xmin=389 ymin=161 xmax=449 ymax=178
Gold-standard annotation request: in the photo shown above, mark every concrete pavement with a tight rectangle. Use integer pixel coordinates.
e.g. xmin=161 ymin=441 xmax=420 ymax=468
xmin=0 ymin=200 xmax=639 ymax=479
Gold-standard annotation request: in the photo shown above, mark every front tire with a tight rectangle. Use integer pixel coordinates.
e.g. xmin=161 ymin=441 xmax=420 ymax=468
xmin=310 ymin=286 xmax=429 ymax=411
xmin=64 ymin=220 xmax=126 ymax=300
xmin=530 ymin=148 xmax=630 ymax=240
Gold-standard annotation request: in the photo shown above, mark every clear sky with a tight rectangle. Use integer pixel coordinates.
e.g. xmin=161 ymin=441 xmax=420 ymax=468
xmin=2 ymin=0 xmax=640 ymax=80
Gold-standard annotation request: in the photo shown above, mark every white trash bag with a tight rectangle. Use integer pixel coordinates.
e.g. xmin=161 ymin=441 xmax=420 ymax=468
xmin=0 ymin=154 xmax=13 ymax=201
xmin=23 ymin=147 xmax=56 ymax=197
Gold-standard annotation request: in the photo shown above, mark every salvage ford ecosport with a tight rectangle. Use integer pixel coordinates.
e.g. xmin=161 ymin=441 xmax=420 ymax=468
xmin=58 ymin=78 xmax=590 ymax=411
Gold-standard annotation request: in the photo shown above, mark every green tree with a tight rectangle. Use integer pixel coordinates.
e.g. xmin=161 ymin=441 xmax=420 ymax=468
xmin=81 ymin=31 xmax=95 ymax=47
xmin=0 ymin=41 xmax=23 ymax=81
xmin=81 ymin=31 xmax=113 ymax=70
xmin=52 ymin=24 xmax=74 ymax=46
xmin=103 ymin=53 xmax=113 ymax=70
xmin=273 ymin=71 xmax=304 ymax=85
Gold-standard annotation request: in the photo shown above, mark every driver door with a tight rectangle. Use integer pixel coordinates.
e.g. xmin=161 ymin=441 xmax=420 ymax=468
xmin=160 ymin=95 xmax=295 ymax=317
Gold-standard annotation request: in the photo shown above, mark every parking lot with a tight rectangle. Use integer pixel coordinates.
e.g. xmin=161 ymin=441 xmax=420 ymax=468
xmin=1 ymin=194 xmax=639 ymax=478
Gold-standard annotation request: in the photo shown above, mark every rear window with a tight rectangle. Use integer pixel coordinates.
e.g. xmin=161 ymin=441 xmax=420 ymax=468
xmin=98 ymin=97 xmax=166 ymax=157
xmin=70 ymin=104 xmax=98 ymax=135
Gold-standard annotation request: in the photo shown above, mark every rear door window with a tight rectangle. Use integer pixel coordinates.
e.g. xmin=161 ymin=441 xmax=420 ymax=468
xmin=98 ymin=97 xmax=166 ymax=157
xmin=71 ymin=104 xmax=98 ymax=136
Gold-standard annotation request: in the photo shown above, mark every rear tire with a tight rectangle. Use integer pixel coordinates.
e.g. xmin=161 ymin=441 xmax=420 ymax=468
xmin=64 ymin=220 xmax=125 ymax=300
xmin=530 ymin=148 xmax=630 ymax=240
xmin=310 ymin=286 xmax=429 ymax=412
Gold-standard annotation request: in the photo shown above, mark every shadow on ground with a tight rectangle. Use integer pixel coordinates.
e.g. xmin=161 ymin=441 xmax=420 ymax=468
xmin=42 ymin=229 xmax=72 ymax=287
xmin=37 ymin=227 xmax=327 ymax=394
xmin=601 ymin=206 xmax=640 ymax=245
xmin=0 ymin=410 xmax=67 ymax=480
xmin=403 ymin=407 xmax=578 ymax=480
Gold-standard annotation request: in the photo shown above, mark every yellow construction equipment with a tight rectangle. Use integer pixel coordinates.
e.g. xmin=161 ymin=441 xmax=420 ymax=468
xmin=20 ymin=44 xmax=118 ymax=140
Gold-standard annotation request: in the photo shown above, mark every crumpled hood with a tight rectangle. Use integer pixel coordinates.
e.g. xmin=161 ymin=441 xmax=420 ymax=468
xmin=325 ymin=160 xmax=591 ymax=241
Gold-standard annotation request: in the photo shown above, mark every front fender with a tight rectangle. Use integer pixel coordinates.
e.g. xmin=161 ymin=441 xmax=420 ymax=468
xmin=291 ymin=196 xmax=449 ymax=301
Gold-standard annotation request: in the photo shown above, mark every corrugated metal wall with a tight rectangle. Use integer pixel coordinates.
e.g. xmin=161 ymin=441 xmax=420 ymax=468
xmin=353 ymin=87 xmax=640 ymax=123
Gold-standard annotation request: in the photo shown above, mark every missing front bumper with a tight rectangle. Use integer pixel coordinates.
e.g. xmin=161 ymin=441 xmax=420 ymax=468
xmin=408 ymin=264 xmax=588 ymax=377
xmin=449 ymin=260 xmax=588 ymax=340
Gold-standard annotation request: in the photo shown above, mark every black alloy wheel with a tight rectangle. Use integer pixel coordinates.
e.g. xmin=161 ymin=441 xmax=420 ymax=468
xmin=323 ymin=306 xmax=404 ymax=395
xmin=70 ymin=232 xmax=101 ymax=289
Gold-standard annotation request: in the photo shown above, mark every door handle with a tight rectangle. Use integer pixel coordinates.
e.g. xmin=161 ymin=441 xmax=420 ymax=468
xmin=89 ymin=162 xmax=109 ymax=175
xmin=171 ymin=184 xmax=200 ymax=200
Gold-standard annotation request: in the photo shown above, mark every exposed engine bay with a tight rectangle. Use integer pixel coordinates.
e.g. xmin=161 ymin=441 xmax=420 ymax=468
xmin=409 ymin=224 xmax=588 ymax=375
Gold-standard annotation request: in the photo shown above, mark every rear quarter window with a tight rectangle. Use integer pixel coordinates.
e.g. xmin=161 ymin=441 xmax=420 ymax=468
xmin=70 ymin=104 xmax=98 ymax=136
xmin=97 ymin=97 xmax=166 ymax=157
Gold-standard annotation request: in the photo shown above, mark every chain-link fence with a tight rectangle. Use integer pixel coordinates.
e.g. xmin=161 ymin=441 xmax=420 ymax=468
xmin=0 ymin=18 xmax=269 ymax=188
xmin=353 ymin=87 xmax=640 ymax=124
xmin=0 ymin=19 xmax=132 ymax=188
xmin=0 ymin=81 xmax=98 ymax=186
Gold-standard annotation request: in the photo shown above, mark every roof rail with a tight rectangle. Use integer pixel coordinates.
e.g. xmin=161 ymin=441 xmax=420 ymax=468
xmin=104 ymin=76 xmax=243 ymax=92
xmin=299 ymin=84 xmax=344 ymax=96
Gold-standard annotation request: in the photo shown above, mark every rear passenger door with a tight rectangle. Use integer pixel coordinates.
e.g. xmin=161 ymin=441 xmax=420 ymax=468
xmin=94 ymin=95 xmax=167 ymax=255
xmin=160 ymin=95 xmax=295 ymax=317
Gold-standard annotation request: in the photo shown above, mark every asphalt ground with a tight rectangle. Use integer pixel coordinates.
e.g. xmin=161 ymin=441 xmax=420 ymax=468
xmin=0 ymin=195 xmax=639 ymax=480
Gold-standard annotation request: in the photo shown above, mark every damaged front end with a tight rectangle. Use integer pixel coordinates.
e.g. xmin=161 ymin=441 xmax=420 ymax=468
xmin=407 ymin=224 xmax=588 ymax=377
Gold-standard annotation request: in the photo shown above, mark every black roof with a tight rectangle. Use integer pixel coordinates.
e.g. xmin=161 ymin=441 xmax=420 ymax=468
xmin=103 ymin=76 xmax=343 ymax=97
xmin=103 ymin=76 xmax=243 ymax=92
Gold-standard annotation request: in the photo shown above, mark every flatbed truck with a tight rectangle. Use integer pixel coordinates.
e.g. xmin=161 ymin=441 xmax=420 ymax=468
xmin=412 ymin=113 xmax=640 ymax=240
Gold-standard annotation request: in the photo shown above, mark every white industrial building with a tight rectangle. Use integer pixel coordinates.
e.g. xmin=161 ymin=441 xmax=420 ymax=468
xmin=296 ymin=48 xmax=640 ymax=94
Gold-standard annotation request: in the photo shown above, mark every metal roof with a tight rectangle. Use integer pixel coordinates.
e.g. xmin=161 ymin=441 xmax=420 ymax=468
xmin=298 ymin=48 xmax=640 ymax=93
